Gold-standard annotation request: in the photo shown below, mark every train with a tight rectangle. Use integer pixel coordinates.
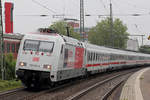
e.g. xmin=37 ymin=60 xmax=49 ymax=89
xmin=1 ymin=33 xmax=22 ymax=58
xmin=15 ymin=32 xmax=150 ymax=88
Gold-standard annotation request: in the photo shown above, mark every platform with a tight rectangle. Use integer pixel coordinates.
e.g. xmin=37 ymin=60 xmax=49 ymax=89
xmin=120 ymin=67 xmax=150 ymax=100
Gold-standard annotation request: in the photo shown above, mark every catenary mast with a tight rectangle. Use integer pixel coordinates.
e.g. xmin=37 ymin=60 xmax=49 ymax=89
xmin=80 ymin=0 xmax=85 ymax=41
xmin=0 ymin=0 xmax=4 ymax=80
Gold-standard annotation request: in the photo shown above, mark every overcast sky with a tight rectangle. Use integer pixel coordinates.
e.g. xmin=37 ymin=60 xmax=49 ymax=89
xmin=3 ymin=0 xmax=150 ymax=45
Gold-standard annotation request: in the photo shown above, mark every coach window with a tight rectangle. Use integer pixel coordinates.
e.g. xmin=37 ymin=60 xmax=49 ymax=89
xmin=88 ymin=52 xmax=90 ymax=61
xmin=12 ymin=43 xmax=15 ymax=53
xmin=100 ymin=54 xmax=102 ymax=61
xmin=91 ymin=52 xmax=93 ymax=61
xmin=87 ymin=51 xmax=89 ymax=61
xmin=110 ymin=54 xmax=113 ymax=60
xmin=92 ymin=52 xmax=94 ymax=61
xmin=90 ymin=52 xmax=92 ymax=61
xmin=97 ymin=54 xmax=99 ymax=61
xmin=103 ymin=54 xmax=105 ymax=61
xmin=89 ymin=52 xmax=91 ymax=61
xmin=16 ymin=43 xmax=20 ymax=53
xmin=87 ymin=52 xmax=90 ymax=62
xmin=105 ymin=54 xmax=107 ymax=61
xmin=93 ymin=53 xmax=95 ymax=61
xmin=96 ymin=53 xmax=97 ymax=61
xmin=91 ymin=52 xmax=94 ymax=61
xmin=7 ymin=43 xmax=10 ymax=53
xmin=101 ymin=54 xmax=103 ymax=61
xmin=106 ymin=54 xmax=108 ymax=61
xmin=95 ymin=53 xmax=96 ymax=61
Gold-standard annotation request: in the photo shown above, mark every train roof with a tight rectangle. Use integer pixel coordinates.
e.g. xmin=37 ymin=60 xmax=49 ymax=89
xmin=21 ymin=33 xmax=150 ymax=57
xmin=3 ymin=33 xmax=24 ymax=40
xmin=23 ymin=33 xmax=84 ymax=47
xmin=84 ymin=42 xmax=150 ymax=57
xmin=23 ymin=33 xmax=62 ymax=41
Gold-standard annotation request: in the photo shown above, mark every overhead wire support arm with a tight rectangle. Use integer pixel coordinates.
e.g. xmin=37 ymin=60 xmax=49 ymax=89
xmin=129 ymin=34 xmax=145 ymax=46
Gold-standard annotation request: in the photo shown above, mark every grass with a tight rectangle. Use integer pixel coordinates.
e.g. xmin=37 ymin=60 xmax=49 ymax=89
xmin=0 ymin=80 xmax=22 ymax=92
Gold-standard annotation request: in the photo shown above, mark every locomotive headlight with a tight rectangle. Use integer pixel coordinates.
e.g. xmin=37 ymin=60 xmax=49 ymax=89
xmin=43 ymin=65 xmax=51 ymax=69
xmin=19 ymin=62 xmax=26 ymax=66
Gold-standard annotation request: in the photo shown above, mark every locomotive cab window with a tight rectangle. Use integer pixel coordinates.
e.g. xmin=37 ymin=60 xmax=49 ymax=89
xmin=39 ymin=41 xmax=54 ymax=53
xmin=24 ymin=40 xmax=39 ymax=51
xmin=23 ymin=39 xmax=54 ymax=53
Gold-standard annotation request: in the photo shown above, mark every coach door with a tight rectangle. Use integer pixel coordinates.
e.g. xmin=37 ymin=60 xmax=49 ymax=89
xmin=63 ymin=44 xmax=84 ymax=69
xmin=63 ymin=44 xmax=75 ymax=68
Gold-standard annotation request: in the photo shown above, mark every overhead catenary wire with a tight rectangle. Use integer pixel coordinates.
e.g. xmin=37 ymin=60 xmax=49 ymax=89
xmin=134 ymin=24 xmax=142 ymax=33
xmin=32 ymin=0 xmax=57 ymax=14
xmin=15 ymin=14 xmax=51 ymax=17
xmin=115 ymin=0 xmax=150 ymax=13
xmin=15 ymin=12 xmax=150 ymax=17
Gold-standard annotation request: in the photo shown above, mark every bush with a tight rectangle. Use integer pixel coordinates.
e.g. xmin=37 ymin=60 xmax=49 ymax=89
xmin=5 ymin=53 xmax=16 ymax=80
xmin=0 ymin=53 xmax=16 ymax=80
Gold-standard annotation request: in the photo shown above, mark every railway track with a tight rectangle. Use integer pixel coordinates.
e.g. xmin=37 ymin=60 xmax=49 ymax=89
xmin=0 ymin=87 xmax=24 ymax=99
xmin=101 ymin=80 xmax=124 ymax=100
xmin=0 ymin=68 xmax=142 ymax=100
xmin=0 ymin=76 xmax=88 ymax=100
xmin=33 ymin=68 xmax=142 ymax=100
xmin=64 ymin=68 xmax=139 ymax=100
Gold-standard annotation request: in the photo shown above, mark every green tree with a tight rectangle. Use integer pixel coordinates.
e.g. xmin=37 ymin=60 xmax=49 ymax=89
xmin=49 ymin=21 xmax=80 ymax=40
xmin=88 ymin=18 xmax=129 ymax=48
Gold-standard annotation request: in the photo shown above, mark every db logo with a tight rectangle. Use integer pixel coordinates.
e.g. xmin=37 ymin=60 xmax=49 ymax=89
xmin=32 ymin=57 xmax=39 ymax=62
